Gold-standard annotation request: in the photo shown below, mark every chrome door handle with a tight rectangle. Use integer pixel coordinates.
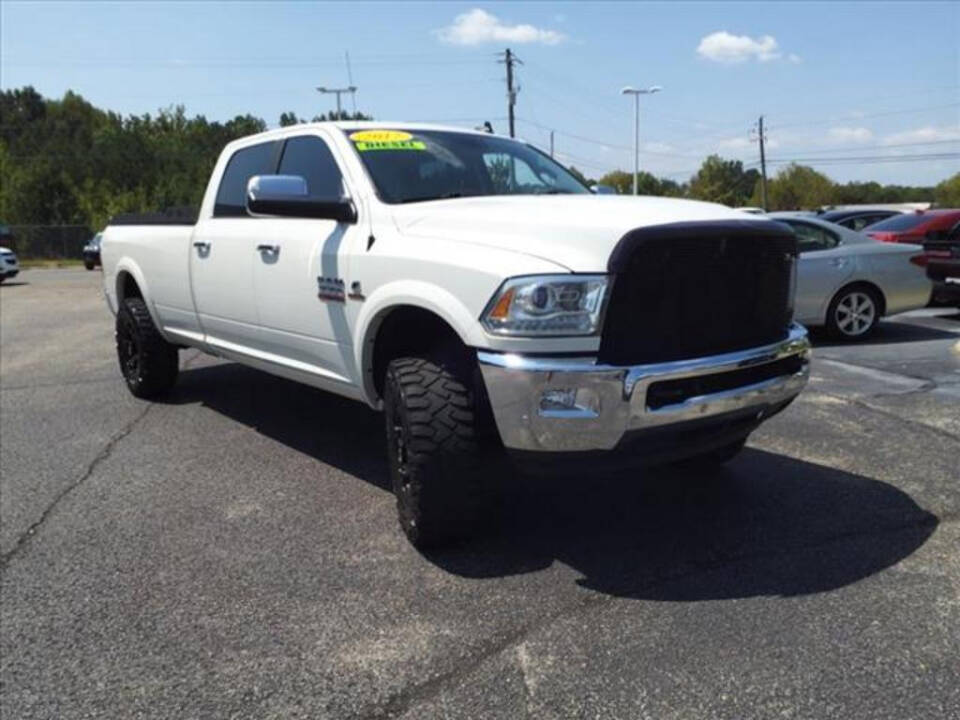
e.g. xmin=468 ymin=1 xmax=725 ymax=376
xmin=193 ymin=241 xmax=210 ymax=251
xmin=257 ymin=244 xmax=280 ymax=254
xmin=830 ymin=258 xmax=847 ymax=268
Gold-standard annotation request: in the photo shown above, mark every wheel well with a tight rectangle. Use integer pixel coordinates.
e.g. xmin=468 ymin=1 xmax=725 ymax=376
xmin=831 ymin=281 xmax=886 ymax=317
xmin=117 ymin=271 xmax=143 ymax=303
xmin=370 ymin=306 xmax=469 ymax=399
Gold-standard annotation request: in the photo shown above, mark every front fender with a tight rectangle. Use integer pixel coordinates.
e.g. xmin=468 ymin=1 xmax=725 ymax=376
xmin=352 ymin=280 xmax=484 ymax=406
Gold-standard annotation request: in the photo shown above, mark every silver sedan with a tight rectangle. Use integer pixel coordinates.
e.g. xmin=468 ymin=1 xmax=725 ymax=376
xmin=769 ymin=213 xmax=932 ymax=340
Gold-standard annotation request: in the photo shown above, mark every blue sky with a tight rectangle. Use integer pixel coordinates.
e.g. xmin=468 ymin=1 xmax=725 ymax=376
xmin=2 ymin=1 xmax=958 ymax=185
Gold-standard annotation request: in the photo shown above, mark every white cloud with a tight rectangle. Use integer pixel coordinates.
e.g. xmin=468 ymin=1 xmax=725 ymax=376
xmin=828 ymin=127 xmax=873 ymax=143
xmin=787 ymin=53 xmax=802 ymax=64
xmin=880 ymin=125 xmax=960 ymax=145
xmin=644 ymin=141 xmax=676 ymax=154
xmin=718 ymin=137 xmax=752 ymax=150
xmin=696 ymin=31 xmax=782 ymax=64
xmin=716 ymin=135 xmax=781 ymax=152
xmin=436 ymin=8 xmax=566 ymax=46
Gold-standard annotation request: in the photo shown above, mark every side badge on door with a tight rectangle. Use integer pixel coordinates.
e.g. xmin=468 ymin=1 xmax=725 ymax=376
xmin=317 ymin=277 xmax=346 ymax=303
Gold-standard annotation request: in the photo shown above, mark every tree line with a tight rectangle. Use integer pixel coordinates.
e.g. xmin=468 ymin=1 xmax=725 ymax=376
xmin=573 ymin=156 xmax=959 ymax=210
xmin=1 ymin=87 xmax=957 ymax=233
xmin=0 ymin=87 xmax=368 ymax=231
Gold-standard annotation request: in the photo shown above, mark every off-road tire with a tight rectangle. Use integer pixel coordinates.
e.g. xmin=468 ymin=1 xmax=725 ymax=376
xmin=384 ymin=356 xmax=493 ymax=548
xmin=825 ymin=284 xmax=881 ymax=340
xmin=115 ymin=297 xmax=179 ymax=399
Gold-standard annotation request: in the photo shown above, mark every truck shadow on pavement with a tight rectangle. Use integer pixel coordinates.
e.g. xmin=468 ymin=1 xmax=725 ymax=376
xmin=167 ymin=362 xmax=939 ymax=602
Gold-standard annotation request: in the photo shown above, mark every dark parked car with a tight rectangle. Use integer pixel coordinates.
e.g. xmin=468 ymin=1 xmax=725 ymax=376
xmin=818 ymin=208 xmax=902 ymax=231
xmin=83 ymin=233 xmax=102 ymax=270
xmin=923 ymin=219 xmax=960 ymax=305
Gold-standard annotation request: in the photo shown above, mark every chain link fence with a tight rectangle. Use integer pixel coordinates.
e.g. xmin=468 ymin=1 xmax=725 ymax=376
xmin=1 ymin=225 xmax=94 ymax=259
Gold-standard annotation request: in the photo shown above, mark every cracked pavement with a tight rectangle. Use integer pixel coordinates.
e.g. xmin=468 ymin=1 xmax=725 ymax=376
xmin=2 ymin=269 xmax=959 ymax=719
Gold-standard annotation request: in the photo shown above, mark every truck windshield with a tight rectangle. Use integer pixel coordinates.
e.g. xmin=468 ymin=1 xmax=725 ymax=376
xmin=343 ymin=129 xmax=590 ymax=204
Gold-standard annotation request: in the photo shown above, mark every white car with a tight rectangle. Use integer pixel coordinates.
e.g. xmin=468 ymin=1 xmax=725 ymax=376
xmin=0 ymin=246 xmax=19 ymax=282
xmin=770 ymin=213 xmax=931 ymax=339
xmin=102 ymin=122 xmax=811 ymax=547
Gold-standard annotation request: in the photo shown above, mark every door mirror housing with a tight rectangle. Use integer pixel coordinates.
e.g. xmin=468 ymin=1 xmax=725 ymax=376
xmin=246 ymin=175 xmax=357 ymax=223
xmin=590 ymin=184 xmax=617 ymax=195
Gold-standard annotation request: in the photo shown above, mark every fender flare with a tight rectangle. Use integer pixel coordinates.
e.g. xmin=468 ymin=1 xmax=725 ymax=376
xmin=353 ymin=280 xmax=484 ymax=406
xmin=113 ymin=257 xmax=164 ymax=331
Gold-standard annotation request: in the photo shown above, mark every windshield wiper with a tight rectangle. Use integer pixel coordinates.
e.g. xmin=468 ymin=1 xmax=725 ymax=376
xmin=398 ymin=192 xmax=468 ymax=204
xmin=533 ymin=189 xmax=575 ymax=195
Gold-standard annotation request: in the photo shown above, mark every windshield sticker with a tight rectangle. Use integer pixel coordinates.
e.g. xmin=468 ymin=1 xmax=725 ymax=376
xmin=354 ymin=139 xmax=426 ymax=152
xmin=349 ymin=130 xmax=425 ymax=151
xmin=349 ymin=130 xmax=412 ymax=143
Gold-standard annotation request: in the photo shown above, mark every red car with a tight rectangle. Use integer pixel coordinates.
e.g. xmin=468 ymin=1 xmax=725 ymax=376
xmin=865 ymin=209 xmax=960 ymax=244
xmin=866 ymin=210 xmax=960 ymax=305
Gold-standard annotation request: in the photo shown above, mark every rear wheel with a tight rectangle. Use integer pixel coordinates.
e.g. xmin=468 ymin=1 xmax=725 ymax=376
xmin=383 ymin=355 xmax=495 ymax=548
xmin=84 ymin=260 xmax=95 ymax=270
xmin=826 ymin=285 xmax=880 ymax=340
xmin=115 ymin=297 xmax=179 ymax=398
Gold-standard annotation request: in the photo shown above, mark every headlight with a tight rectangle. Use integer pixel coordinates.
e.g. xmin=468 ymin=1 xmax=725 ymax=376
xmin=481 ymin=275 xmax=610 ymax=336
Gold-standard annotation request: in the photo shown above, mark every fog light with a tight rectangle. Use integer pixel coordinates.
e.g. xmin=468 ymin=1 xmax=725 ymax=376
xmin=540 ymin=388 xmax=578 ymax=412
xmin=538 ymin=388 xmax=601 ymax=418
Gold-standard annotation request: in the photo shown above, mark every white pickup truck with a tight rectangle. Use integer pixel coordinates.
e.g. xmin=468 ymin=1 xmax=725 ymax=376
xmin=102 ymin=122 xmax=811 ymax=547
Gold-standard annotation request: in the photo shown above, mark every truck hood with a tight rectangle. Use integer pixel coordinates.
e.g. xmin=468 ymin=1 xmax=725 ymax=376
xmin=391 ymin=195 xmax=764 ymax=271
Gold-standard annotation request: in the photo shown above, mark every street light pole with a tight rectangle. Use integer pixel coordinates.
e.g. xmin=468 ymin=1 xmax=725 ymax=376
xmin=621 ymin=85 xmax=662 ymax=195
xmin=316 ymin=86 xmax=357 ymax=120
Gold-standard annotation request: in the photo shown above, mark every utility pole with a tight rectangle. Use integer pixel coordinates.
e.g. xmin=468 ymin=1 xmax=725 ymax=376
xmin=316 ymin=86 xmax=357 ymax=120
xmin=620 ymin=85 xmax=662 ymax=195
xmin=752 ymin=115 xmax=769 ymax=210
xmin=499 ymin=48 xmax=521 ymax=137
xmin=550 ymin=130 xmax=555 ymax=157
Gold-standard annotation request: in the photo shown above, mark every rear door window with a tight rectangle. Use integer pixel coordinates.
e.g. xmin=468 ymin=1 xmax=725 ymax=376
xmin=791 ymin=221 xmax=840 ymax=253
xmin=214 ymin=141 xmax=279 ymax=217
xmin=847 ymin=215 xmax=874 ymax=231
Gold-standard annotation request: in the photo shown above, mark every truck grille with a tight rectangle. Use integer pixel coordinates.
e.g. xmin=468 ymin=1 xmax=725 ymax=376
xmin=598 ymin=220 xmax=797 ymax=365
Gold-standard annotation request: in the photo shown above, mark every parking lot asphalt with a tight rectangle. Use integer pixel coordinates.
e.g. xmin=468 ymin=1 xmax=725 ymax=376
xmin=2 ymin=268 xmax=958 ymax=719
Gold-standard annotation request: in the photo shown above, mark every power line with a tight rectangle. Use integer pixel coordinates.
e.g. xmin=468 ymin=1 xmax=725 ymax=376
xmin=515 ymin=117 xmax=700 ymax=158
xmin=748 ymin=152 xmax=960 ymax=167
xmin=766 ymin=103 xmax=960 ymax=131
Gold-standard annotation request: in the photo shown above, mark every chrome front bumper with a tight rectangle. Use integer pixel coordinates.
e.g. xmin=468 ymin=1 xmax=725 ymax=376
xmin=477 ymin=323 xmax=811 ymax=453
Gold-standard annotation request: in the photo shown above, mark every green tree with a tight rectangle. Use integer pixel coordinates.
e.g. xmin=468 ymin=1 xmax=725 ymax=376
xmin=597 ymin=170 xmax=633 ymax=194
xmin=755 ymin=164 xmax=835 ymax=210
xmin=933 ymin=173 xmax=960 ymax=207
xmin=311 ymin=111 xmax=373 ymax=122
xmin=687 ymin=155 xmax=758 ymax=206
xmin=595 ymin=170 xmax=686 ymax=197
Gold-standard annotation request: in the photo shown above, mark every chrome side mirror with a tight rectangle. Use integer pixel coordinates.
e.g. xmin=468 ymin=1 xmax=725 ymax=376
xmin=245 ymin=175 xmax=357 ymax=223
xmin=248 ymin=174 xmax=309 ymax=200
